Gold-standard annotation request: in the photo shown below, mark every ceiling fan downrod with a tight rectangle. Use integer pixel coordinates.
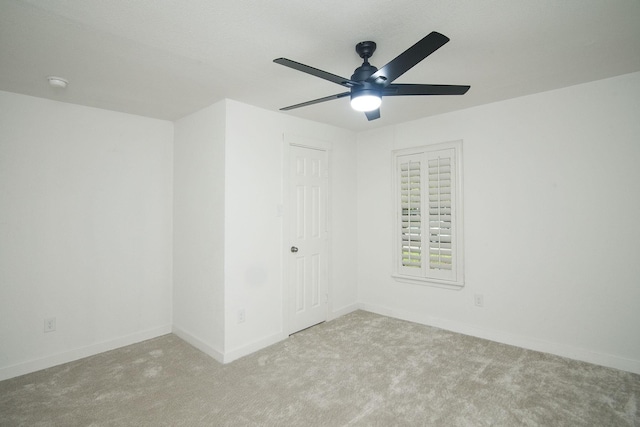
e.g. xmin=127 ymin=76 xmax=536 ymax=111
xmin=352 ymin=41 xmax=378 ymax=81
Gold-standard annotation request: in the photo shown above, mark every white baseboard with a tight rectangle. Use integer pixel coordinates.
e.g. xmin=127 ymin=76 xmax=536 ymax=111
xmin=223 ymin=332 xmax=286 ymax=364
xmin=171 ymin=326 xmax=224 ymax=363
xmin=8 ymin=305 xmax=635 ymax=380
xmin=0 ymin=325 xmax=172 ymax=382
xmin=329 ymin=303 xmax=359 ymax=320
xmin=359 ymin=302 xmax=640 ymax=375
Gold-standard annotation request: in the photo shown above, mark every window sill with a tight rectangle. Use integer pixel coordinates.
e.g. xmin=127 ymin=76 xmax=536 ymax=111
xmin=391 ymin=274 xmax=464 ymax=290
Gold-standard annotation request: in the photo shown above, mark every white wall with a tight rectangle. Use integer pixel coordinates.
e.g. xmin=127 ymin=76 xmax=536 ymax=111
xmin=223 ymin=100 xmax=358 ymax=359
xmin=356 ymin=72 xmax=640 ymax=374
xmin=0 ymin=91 xmax=174 ymax=380
xmin=0 ymin=93 xmax=358 ymax=377
xmin=172 ymin=100 xmax=226 ymax=360
xmin=170 ymin=99 xmax=358 ymax=362
xmin=7 ymin=71 xmax=635 ymax=380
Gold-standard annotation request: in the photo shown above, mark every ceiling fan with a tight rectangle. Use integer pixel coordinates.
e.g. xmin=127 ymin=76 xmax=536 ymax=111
xmin=274 ymin=31 xmax=470 ymax=121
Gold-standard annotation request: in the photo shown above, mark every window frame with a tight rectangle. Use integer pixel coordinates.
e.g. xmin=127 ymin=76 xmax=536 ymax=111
xmin=392 ymin=140 xmax=465 ymax=289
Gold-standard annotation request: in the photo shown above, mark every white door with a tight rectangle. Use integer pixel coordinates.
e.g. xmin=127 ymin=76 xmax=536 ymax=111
xmin=288 ymin=145 xmax=328 ymax=334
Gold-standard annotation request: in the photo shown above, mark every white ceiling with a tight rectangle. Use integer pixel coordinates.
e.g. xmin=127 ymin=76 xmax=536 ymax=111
xmin=2 ymin=0 xmax=640 ymax=132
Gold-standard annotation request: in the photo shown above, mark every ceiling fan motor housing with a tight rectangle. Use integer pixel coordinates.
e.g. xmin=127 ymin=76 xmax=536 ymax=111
xmin=350 ymin=57 xmax=382 ymax=102
xmin=351 ymin=62 xmax=378 ymax=82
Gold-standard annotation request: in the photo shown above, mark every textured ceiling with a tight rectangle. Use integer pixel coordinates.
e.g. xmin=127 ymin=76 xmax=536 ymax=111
xmin=1 ymin=0 xmax=640 ymax=131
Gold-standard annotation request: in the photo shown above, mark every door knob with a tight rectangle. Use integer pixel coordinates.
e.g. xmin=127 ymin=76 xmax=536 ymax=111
xmin=290 ymin=246 xmax=298 ymax=253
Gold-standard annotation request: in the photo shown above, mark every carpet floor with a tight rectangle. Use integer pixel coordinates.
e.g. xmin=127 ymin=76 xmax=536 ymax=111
xmin=1 ymin=310 xmax=638 ymax=426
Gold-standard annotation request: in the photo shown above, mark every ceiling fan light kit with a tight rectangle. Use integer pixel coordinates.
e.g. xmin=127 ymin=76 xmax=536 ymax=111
xmin=350 ymin=90 xmax=382 ymax=112
xmin=274 ymin=31 xmax=470 ymax=121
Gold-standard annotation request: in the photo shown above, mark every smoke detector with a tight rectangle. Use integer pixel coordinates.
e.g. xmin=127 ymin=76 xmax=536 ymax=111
xmin=47 ymin=76 xmax=68 ymax=89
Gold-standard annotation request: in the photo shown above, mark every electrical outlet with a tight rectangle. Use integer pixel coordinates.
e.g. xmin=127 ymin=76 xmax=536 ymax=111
xmin=474 ymin=294 xmax=484 ymax=307
xmin=44 ymin=317 xmax=56 ymax=332
xmin=237 ymin=309 xmax=246 ymax=324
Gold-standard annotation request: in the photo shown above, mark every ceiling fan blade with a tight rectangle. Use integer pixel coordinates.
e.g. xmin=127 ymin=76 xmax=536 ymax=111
xmin=280 ymin=92 xmax=350 ymax=111
xmin=274 ymin=58 xmax=360 ymax=88
xmin=365 ymin=109 xmax=380 ymax=121
xmin=384 ymin=84 xmax=470 ymax=96
xmin=367 ymin=32 xmax=449 ymax=86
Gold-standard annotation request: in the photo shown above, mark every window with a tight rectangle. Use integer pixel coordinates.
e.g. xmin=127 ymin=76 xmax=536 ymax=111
xmin=393 ymin=141 xmax=464 ymax=288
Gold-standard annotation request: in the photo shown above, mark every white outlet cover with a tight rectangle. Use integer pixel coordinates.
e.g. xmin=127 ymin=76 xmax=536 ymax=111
xmin=44 ymin=318 xmax=56 ymax=332
xmin=474 ymin=294 xmax=484 ymax=307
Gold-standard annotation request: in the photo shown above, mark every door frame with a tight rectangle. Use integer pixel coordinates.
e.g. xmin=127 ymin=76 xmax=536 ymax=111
xmin=282 ymin=133 xmax=332 ymax=336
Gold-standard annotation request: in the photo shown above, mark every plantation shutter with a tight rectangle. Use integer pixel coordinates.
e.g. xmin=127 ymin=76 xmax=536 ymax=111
xmin=427 ymin=148 xmax=456 ymax=281
xmin=393 ymin=141 xmax=463 ymax=287
xmin=398 ymin=154 xmax=423 ymax=275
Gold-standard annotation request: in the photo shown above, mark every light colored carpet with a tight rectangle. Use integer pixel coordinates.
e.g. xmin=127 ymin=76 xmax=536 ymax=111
xmin=1 ymin=310 xmax=638 ymax=426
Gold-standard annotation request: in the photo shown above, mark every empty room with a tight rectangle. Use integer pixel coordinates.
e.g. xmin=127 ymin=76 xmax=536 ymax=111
xmin=1 ymin=0 xmax=639 ymax=425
